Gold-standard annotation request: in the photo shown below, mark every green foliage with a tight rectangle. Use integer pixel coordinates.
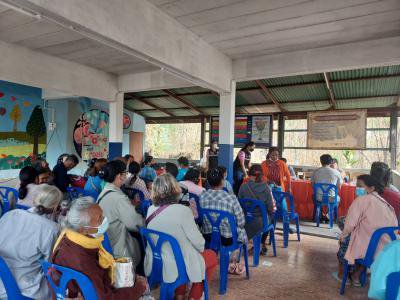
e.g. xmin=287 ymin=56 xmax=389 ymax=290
xmin=341 ymin=150 xmax=359 ymax=168
xmin=26 ymin=106 xmax=46 ymax=137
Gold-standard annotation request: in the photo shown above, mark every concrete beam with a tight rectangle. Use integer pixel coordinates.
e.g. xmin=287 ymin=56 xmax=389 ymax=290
xmin=234 ymin=36 xmax=400 ymax=81
xmin=9 ymin=0 xmax=232 ymax=92
xmin=118 ymin=70 xmax=192 ymax=93
xmin=0 ymin=39 xmax=117 ymax=100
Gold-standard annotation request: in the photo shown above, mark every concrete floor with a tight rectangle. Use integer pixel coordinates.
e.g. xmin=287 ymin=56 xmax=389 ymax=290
xmin=207 ymin=234 xmax=368 ymax=300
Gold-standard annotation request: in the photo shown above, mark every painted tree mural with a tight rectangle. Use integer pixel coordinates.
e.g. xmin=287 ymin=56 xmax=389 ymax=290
xmin=26 ymin=105 xmax=46 ymax=156
xmin=9 ymin=104 xmax=22 ymax=131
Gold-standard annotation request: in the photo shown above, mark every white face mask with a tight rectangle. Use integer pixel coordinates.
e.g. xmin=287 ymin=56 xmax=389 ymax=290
xmin=85 ymin=217 xmax=109 ymax=238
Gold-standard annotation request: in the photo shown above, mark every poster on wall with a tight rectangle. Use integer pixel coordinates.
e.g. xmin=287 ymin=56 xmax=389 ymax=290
xmin=123 ymin=113 xmax=131 ymax=130
xmin=210 ymin=114 xmax=272 ymax=147
xmin=307 ymin=110 xmax=367 ymax=149
xmin=0 ymin=80 xmax=46 ymax=170
xmin=73 ymin=109 xmax=109 ymax=160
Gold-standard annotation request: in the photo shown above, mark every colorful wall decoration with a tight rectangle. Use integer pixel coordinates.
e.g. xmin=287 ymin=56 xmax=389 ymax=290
xmin=211 ymin=114 xmax=272 ymax=147
xmin=73 ymin=109 xmax=109 ymax=160
xmin=123 ymin=113 xmax=131 ymax=130
xmin=0 ymin=80 xmax=45 ymax=170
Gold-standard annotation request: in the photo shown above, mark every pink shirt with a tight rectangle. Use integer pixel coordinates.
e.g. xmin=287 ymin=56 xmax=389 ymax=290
xmin=180 ymin=181 xmax=204 ymax=196
xmin=341 ymin=192 xmax=397 ymax=264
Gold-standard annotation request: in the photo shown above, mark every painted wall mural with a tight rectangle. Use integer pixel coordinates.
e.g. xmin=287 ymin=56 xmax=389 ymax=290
xmin=73 ymin=109 xmax=109 ymax=160
xmin=0 ymin=80 xmax=45 ymax=170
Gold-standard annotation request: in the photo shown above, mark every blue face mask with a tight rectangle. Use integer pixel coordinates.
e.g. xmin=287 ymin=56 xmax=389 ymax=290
xmin=87 ymin=217 xmax=109 ymax=238
xmin=356 ymin=187 xmax=366 ymax=197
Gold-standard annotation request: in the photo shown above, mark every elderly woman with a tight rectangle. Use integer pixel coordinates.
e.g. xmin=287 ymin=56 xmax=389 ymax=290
xmin=335 ymin=175 xmax=398 ymax=285
xmin=145 ymin=174 xmax=217 ymax=300
xmin=97 ymin=160 xmax=144 ymax=267
xmin=0 ymin=184 xmax=62 ymax=299
xmin=261 ymin=147 xmax=292 ymax=193
xmin=51 ymin=197 xmax=148 ymax=299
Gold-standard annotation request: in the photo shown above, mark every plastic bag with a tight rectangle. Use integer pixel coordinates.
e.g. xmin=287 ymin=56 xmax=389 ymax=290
xmin=114 ymin=257 xmax=135 ymax=288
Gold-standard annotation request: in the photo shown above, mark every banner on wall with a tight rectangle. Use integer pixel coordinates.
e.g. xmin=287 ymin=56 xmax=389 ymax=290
xmin=82 ymin=134 xmax=108 ymax=160
xmin=210 ymin=114 xmax=272 ymax=147
xmin=307 ymin=110 xmax=367 ymax=149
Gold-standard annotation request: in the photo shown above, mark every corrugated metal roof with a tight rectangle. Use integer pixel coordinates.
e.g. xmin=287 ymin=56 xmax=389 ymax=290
xmin=330 ymin=65 xmax=400 ymax=80
xmin=270 ymin=84 xmax=328 ymax=103
xmin=126 ymin=64 xmax=400 ymax=118
xmin=333 ymin=78 xmax=400 ymax=99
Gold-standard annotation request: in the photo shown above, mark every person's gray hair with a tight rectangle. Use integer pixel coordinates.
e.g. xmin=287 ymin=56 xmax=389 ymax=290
xmin=62 ymin=197 xmax=94 ymax=231
xmin=33 ymin=184 xmax=63 ymax=208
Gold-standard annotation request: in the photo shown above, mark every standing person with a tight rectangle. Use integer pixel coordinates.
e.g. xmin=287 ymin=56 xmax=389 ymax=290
xmin=176 ymin=156 xmax=190 ymax=181
xmin=233 ymin=142 xmax=255 ymax=194
xmin=261 ymin=147 xmax=292 ymax=193
xmin=97 ymin=160 xmax=144 ymax=267
xmin=206 ymin=140 xmax=219 ymax=171
xmin=0 ymin=184 xmax=62 ymax=299
xmin=84 ymin=158 xmax=107 ymax=200
xmin=370 ymin=162 xmax=400 ymax=220
xmin=145 ymin=174 xmax=218 ymax=300
xmin=238 ymin=164 xmax=276 ymax=255
xmin=52 ymin=154 xmax=79 ymax=193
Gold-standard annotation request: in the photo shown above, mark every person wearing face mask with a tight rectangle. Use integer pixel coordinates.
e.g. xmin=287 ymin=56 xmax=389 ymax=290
xmin=334 ymin=175 xmax=397 ymax=286
xmin=0 ymin=184 xmax=62 ymax=299
xmin=97 ymin=160 xmax=145 ymax=269
xmin=233 ymin=141 xmax=255 ymax=195
xmin=51 ymin=197 xmax=148 ymax=299
xmin=206 ymin=140 xmax=219 ymax=171
xmin=261 ymin=147 xmax=292 ymax=193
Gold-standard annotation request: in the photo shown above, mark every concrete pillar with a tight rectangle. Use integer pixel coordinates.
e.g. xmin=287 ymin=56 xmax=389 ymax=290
xmin=109 ymin=92 xmax=124 ymax=160
xmin=218 ymin=81 xmax=236 ymax=183
xmin=390 ymin=109 xmax=398 ymax=170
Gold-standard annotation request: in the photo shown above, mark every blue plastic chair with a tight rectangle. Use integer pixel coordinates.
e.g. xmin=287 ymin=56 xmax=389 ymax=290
xmin=0 ymin=256 xmax=32 ymax=299
xmin=340 ymin=226 xmax=400 ymax=295
xmin=66 ymin=187 xmax=92 ymax=201
xmin=272 ymin=191 xmax=300 ymax=248
xmin=0 ymin=187 xmax=18 ymax=217
xmin=189 ymin=193 xmax=202 ymax=223
xmin=313 ymin=183 xmax=338 ymax=228
xmin=201 ymin=208 xmax=250 ymax=295
xmin=102 ymin=233 xmax=113 ymax=256
xmin=387 ymin=271 xmax=400 ymax=300
xmin=140 ymin=227 xmax=208 ymax=300
xmin=239 ymin=198 xmax=276 ymax=266
xmin=41 ymin=261 xmax=98 ymax=300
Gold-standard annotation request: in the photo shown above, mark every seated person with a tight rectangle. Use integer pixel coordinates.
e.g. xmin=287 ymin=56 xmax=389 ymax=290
xmin=51 ymin=197 xmax=148 ymax=299
xmin=204 ymin=166 xmax=234 ymax=195
xmin=53 ymin=154 xmax=79 ymax=193
xmin=176 ymin=156 xmax=190 ymax=181
xmin=200 ymin=168 xmax=247 ymax=275
xmin=311 ymin=154 xmax=343 ymax=222
xmin=370 ymin=161 xmax=400 ymax=219
xmin=0 ymin=184 xmax=62 ymax=299
xmin=124 ymin=161 xmax=151 ymax=200
xmin=97 ymin=161 xmax=144 ymax=267
xmin=145 ymin=174 xmax=217 ymax=300
xmin=84 ymin=158 xmax=107 ymax=200
xmin=165 ymin=162 xmax=179 ymax=178
xmin=124 ymin=154 xmax=135 ymax=170
xmin=180 ymin=168 xmax=205 ymax=219
xmin=280 ymin=157 xmax=297 ymax=179
xmin=139 ymin=155 xmax=157 ymax=183
xmin=335 ymin=175 xmax=397 ymax=285
xmin=16 ymin=166 xmax=39 ymax=207
xmin=330 ymin=158 xmax=348 ymax=182
xmin=238 ymin=164 xmax=276 ymax=255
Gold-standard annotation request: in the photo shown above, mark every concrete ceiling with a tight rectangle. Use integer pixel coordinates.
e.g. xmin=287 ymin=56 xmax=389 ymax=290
xmin=148 ymin=0 xmax=400 ymax=59
xmin=0 ymin=3 xmax=159 ymax=75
